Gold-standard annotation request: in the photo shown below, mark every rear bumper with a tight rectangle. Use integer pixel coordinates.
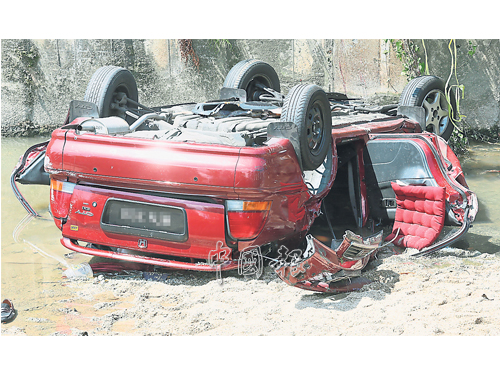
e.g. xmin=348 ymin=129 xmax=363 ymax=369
xmin=61 ymin=237 xmax=239 ymax=271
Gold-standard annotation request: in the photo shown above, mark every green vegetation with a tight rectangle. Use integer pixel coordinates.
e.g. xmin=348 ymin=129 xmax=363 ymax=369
xmin=386 ymin=39 xmax=498 ymax=153
xmin=209 ymin=39 xmax=232 ymax=51
xmin=384 ymin=39 xmax=425 ymax=80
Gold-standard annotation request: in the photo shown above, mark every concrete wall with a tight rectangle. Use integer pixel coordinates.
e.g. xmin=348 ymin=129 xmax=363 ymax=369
xmin=1 ymin=39 xmax=408 ymax=136
xmin=2 ymin=39 xmax=498 ymax=137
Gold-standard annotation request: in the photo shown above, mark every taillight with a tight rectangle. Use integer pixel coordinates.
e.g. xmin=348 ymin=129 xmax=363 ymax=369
xmin=50 ymin=178 xmax=76 ymax=219
xmin=226 ymin=200 xmax=271 ymax=240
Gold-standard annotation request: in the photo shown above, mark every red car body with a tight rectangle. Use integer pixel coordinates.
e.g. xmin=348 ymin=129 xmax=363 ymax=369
xmin=31 ymin=111 xmax=476 ymax=273
xmin=11 ymin=61 xmax=477 ymax=284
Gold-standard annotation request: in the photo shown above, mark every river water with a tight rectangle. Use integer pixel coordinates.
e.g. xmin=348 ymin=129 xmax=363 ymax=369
xmin=1 ymin=136 xmax=500 ymax=335
xmin=2 ymin=136 xmax=96 ymax=335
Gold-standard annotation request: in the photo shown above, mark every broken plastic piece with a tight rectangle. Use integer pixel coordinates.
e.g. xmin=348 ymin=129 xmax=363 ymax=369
xmin=274 ymin=230 xmax=383 ymax=293
xmin=11 ymin=140 xmax=50 ymax=216
xmin=63 ymin=263 xmax=93 ymax=279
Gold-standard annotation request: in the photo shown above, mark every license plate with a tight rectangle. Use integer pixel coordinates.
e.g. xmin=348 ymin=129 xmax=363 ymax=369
xmin=101 ymin=198 xmax=188 ymax=242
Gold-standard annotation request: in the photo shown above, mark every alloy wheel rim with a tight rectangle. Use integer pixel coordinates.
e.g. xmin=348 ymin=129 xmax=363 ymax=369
xmin=422 ymin=89 xmax=451 ymax=136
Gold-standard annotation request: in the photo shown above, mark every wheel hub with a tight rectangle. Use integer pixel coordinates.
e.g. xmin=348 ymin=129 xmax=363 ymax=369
xmin=422 ymin=89 xmax=450 ymax=136
xmin=247 ymin=78 xmax=272 ymax=101
xmin=111 ymin=92 xmax=129 ymax=112
xmin=307 ymin=104 xmax=324 ymax=154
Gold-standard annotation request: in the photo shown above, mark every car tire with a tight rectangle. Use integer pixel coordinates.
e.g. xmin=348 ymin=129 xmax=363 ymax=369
xmin=223 ymin=59 xmax=280 ymax=101
xmin=281 ymin=84 xmax=332 ymax=171
xmin=399 ymin=75 xmax=456 ymax=140
xmin=84 ymin=66 xmax=138 ymax=125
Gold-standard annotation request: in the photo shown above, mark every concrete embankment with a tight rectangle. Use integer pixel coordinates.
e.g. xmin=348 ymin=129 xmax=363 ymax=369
xmin=2 ymin=39 xmax=499 ymax=137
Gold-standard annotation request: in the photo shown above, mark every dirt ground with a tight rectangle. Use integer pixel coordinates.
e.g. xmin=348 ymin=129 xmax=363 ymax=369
xmin=2 ymin=245 xmax=500 ymax=337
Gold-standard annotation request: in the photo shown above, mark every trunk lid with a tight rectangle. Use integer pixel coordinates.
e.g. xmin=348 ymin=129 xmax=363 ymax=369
xmin=45 ymin=128 xmax=242 ymax=197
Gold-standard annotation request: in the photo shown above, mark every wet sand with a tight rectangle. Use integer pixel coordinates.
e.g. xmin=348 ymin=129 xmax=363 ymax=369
xmin=3 ymin=245 xmax=500 ymax=336
xmin=2 ymin=140 xmax=500 ymax=337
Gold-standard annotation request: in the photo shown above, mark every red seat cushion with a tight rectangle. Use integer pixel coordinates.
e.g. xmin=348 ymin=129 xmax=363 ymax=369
xmin=385 ymin=182 xmax=446 ymax=250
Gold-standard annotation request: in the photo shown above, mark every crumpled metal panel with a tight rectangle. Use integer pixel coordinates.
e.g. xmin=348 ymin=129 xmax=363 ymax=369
xmin=273 ymin=230 xmax=383 ymax=293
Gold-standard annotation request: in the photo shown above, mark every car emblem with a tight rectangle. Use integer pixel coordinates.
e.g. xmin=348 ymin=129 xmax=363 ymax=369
xmin=138 ymin=239 xmax=148 ymax=249
xmin=75 ymin=209 xmax=93 ymax=217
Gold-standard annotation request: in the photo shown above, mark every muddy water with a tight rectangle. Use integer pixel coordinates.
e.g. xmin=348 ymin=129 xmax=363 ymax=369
xmin=1 ymin=137 xmax=500 ymax=335
xmin=2 ymin=136 xmax=97 ymax=335
xmin=458 ymin=142 xmax=500 ymax=254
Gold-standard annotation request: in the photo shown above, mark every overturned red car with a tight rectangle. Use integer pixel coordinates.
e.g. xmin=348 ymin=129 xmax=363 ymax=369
xmin=12 ymin=60 xmax=478 ymax=292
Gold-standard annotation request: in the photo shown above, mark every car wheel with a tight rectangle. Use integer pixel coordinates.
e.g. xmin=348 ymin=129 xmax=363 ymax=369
xmin=223 ymin=59 xmax=280 ymax=101
xmin=281 ymin=84 xmax=332 ymax=171
xmin=84 ymin=66 xmax=138 ymax=125
xmin=399 ymin=75 xmax=456 ymax=140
